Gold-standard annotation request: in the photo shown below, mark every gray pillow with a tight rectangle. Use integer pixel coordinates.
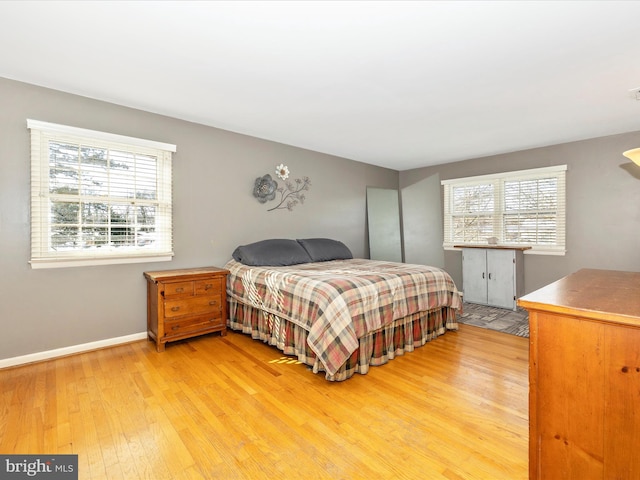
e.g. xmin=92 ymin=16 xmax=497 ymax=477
xmin=232 ymin=239 xmax=312 ymax=266
xmin=297 ymin=238 xmax=353 ymax=262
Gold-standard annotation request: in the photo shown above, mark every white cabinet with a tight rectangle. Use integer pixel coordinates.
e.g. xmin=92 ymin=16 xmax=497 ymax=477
xmin=460 ymin=247 xmax=528 ymax=310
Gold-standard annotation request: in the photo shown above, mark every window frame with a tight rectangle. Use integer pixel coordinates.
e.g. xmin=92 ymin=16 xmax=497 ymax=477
xmin=441 ymin=165 xmax=567 ymax=255
xmin=28 ymin=119 xmax=176 ymax=269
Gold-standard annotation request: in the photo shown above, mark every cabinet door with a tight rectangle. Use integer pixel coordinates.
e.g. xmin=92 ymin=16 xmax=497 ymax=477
xmin=462 ymin=248 xmax=488 ymax=304
xmin=603 ymin=324 xmax=640 ymax=477
xmin=487 ymin=249 xmax=516 ymax=309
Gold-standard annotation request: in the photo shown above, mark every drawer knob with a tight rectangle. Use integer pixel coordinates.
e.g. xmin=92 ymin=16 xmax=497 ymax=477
xmin=205 ymin=284 xmax=213 ymax=290
xmin=171 ymin=325 xmax=180 ymax=331
xmin=209 ymin=300 xmax=218 ymax=306
xmin=175 ymin=287 xmax=184 ymax=293
xmin=171 ymin=306 xmax=180 ymax=312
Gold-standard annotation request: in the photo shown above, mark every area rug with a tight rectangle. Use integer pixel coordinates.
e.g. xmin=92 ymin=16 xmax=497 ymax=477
xmin=457 ymin=302 xmax=529 ymax=338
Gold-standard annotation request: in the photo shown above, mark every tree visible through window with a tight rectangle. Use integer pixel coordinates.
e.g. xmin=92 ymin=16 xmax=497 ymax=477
xmin=451 ymin=182 xmax=494 ymax=243
xmin=29 ymin=120 xmax=175 ymax=268
xmin=442 ymin=165 xmax=567 ymax=255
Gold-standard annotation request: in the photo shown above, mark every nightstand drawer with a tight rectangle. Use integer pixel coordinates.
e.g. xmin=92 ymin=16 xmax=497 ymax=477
xmin=194 ymin=278 xmax=222 ymax=296
xmin=164 ymin=281 xmax=195 ymax=297
xmin=164 ymin=295 xmax=222 ymax=319
xmin=164 ymin=314 xmax=225 ymax=338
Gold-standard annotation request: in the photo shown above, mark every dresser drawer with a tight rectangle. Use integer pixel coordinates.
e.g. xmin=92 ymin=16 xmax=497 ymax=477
xmin=164 ymin=280 xmax=195 ymax=297
xmin=164 ymin=294 xmax=222 ymax=319
xmin=164 ymin=278 xmax=222 ymax=298
xmin=164 ymin=314 xmax=225 ymax=338
xmin=194 ymin=278 xmax=222 ymax=296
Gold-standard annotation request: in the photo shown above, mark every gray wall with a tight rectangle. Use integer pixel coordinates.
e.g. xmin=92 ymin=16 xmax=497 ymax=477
xmin=400 ymin=132 xmax=640 ymax=294
xmin=0 ymin=77 xmax=398 ymax=360
xmin=401 ymin=174 xmax=444 ymax=268
xmin=3 ymin=74 xmax=640 ymax=362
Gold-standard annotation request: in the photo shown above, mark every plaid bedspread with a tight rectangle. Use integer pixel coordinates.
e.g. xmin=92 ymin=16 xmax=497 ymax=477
xmin=225 ymin=258 xmax=462 ymax=376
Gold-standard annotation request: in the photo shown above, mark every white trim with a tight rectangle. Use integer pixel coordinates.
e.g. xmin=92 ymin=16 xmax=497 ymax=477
xmin=524 ymin=248 xmax=566 ymax=256
xmin=441 ymin=164 xmax=567 ymax=185
xmin=445 ymin=245 xmax=566 ymax=255
xmin=0 ymin=332 xmax=148 ymax=369
xmin=26 ymin=119 xmax=177 ymax=152
xmin=30 ymin=254 xmax=173 ymax=269
xmin=28 ymin=121 xmax=174 ymax=268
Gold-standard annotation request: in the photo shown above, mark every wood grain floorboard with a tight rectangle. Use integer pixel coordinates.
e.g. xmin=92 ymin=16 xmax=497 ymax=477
xmin=0 ymin=324 xmax=528 ymax=479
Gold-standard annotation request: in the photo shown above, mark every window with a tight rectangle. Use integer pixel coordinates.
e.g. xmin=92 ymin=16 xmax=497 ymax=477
xmin=28 ymin=120 xmax=176 ymax=268
xmin=441 ymin=165 xmax=567 ymax=255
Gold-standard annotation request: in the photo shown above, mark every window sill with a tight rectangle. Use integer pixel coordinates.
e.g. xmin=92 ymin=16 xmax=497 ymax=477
xmin=444 ymin=245 xmax=566 ymax=256
xmin=30 ymin=254 xmax=173 ymax=269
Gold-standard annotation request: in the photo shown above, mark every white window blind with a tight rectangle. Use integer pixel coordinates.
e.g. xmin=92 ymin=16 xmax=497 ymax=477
xmin=28 ymin=120 xmax=176 ymax=268
xmin=441 ymin=165 xmax=567 ymax=255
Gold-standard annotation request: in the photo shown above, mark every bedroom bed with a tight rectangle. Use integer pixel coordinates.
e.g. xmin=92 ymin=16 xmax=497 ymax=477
xmin=225 ymin=238 xmax=462 ymax=381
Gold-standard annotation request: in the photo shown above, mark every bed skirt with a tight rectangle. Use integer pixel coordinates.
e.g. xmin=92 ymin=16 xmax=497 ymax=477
xmin=227 ymin=298 xmax=459 ymax=381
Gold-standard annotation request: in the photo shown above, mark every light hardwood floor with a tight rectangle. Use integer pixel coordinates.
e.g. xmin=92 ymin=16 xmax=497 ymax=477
xmin=0 ymin=325 xmax=528 ymax=479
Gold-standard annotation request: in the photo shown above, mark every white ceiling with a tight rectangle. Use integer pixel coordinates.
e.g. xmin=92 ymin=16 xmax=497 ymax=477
xmin=2 ymin=1 xmax=640 ymax=171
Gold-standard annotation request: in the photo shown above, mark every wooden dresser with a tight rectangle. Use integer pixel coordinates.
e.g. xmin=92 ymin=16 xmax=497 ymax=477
xmin=144 ymin=267 xmax=229 ymax=352
xmin=517 ymin=269 xmax=640 ymax=479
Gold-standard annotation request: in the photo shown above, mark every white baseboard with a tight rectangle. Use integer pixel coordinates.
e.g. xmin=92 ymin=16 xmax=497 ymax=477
xmin=0 ymin=332 xmax=148 ymax=369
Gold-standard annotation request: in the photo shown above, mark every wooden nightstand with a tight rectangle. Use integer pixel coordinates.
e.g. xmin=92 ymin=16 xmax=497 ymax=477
xmin=144 ymin=267 xmax=229 ymax=352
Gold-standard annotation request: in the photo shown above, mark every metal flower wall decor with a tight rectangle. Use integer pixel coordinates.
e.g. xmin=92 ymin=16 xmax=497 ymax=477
xmin=253 ymin=164 xmax=311 ymax=212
